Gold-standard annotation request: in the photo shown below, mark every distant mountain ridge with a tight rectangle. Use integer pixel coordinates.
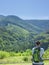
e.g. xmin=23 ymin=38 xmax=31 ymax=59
xmin=0 ymin=15 xmax=49 ymax=33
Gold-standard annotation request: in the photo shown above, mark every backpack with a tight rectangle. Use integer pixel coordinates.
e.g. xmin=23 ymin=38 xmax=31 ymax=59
xmin=33 ymin=47 xmax=41 ymax=62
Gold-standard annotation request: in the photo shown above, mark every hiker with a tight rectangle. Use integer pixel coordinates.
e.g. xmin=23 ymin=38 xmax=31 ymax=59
xmin=32 ymin=41 xmax=44 ymax=65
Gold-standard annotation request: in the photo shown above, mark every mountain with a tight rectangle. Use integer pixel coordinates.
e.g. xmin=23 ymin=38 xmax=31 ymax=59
xmin=0 ymin=15 xmax=49 ymax=52
xmin=0 ymin=15 xmax=5 ymax=21
xmin=0 ymin=15 xmax=49 ymax=33
xmin=25 ymin=20 xmax=49 ymax=31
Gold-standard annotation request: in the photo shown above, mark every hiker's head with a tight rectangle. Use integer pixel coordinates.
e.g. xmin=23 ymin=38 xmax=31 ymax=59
xmin=36 ymin=41 xmax=41 ymax=46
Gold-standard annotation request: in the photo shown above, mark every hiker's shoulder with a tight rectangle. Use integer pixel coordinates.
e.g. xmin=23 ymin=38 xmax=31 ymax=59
xmin=32 ymin=47 xmax=36 ymax=51
xmin=32 ymin=47 xmax=36 ymax=53
xmin=40 ymin=48 xmax=44 ymax=50
xmin=40 ymin=48 xmax=44 ymax=52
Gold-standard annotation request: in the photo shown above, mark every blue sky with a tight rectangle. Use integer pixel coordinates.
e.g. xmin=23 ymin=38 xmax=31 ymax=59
xmin=0 ymin=0 xmax=49 ymax=19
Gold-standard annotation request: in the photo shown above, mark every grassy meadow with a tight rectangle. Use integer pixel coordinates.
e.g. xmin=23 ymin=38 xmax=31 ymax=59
xmin=0 ymin=49 xmax=49 ymax=65
xmin=0 ymin=62 xmax=49 ymax=65
xmin=0 ymin=56 xmax=49 ymax=65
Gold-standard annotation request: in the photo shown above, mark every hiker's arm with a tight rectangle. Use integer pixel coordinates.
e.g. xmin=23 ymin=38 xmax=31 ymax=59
xmin=40 ymin=48 xmax=44 ymax=57
xmin=31 ymin=48 xmax=34 ymax=61
xmin=40 ymin=48 xmax=44 ymax=61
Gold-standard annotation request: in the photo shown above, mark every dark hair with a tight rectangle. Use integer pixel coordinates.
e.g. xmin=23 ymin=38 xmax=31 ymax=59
xmin=36 ymin=41 xmax=40 ymax=45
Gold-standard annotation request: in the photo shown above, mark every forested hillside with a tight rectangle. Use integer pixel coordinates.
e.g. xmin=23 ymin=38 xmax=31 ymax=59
xmin=0 ymin=15 xmax=49 ymax=52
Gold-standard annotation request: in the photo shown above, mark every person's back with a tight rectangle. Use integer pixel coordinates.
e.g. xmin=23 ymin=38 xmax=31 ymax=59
xmin=32 ymin=41 xmax=44 ymax=65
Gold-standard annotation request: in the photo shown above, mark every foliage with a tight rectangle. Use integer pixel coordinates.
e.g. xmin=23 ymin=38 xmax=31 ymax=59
xmin=9 ymin=52 xmax=17 ymax=56
xmin=23 ymin=56 xmax=28 ymax=61
xmin=0 ymin=48 xmax=49 ymax=59
xmin=0 ymin=51 xmax=10 ymax=59
xmin=43 ymin=48 xmax=49 ymax=58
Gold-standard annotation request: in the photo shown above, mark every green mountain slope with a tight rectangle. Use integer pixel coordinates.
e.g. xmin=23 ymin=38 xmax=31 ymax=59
xmin=34 ymin=31 xmax=49 ymax=50
xmin=25 ymin=20 xmax=49 ymax=31
xmin=0 ymin=25 xmax=34 ymax=52
xmin=0 ymin=15 xmax=49 ymax=52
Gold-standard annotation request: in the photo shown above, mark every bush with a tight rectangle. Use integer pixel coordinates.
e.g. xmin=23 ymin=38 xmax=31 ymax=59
xmin=23 ymin=56 xmax=28 ymax=61
xmin=43 ymin=49 xmax=49 ymax=58
xmin=9 ymin=52 xmax=16 ymax=56
xmin=26 ymin=49 xmax=32 ymax=55
xmin=0 ymin=51 xmax=10 ymax=59
xmin=16 ymin=52 xmax=22 ymax=56
xmin=22 ymin=49 xmax=32 ymax=56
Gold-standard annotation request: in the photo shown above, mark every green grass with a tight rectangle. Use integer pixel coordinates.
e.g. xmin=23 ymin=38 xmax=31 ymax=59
xmin=0 ymin=60 xmax=49 ymax=65
xmin=0 ymin=56 xmax=32 ymax=63
xmin=0 ymin=62 xmax=49 ymax=65
xmin=0 ymin=56 xmax=49 ymax=65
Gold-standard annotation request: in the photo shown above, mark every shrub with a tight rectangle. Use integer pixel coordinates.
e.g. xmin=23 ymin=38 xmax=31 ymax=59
xmin=9 ymin=52 xmax=16 ymax=56
xmin=26 ymin=49 xmax=32 ymax=55
xmin=43 ymin=49 xmax=49 ymax=58
xmin=16 ymin=52 xmax=22 ymax=56
xmin=23 ymin=56 xmax=28 ymax=61
xmin=0 ymin=51 xmax=10 ymax=59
